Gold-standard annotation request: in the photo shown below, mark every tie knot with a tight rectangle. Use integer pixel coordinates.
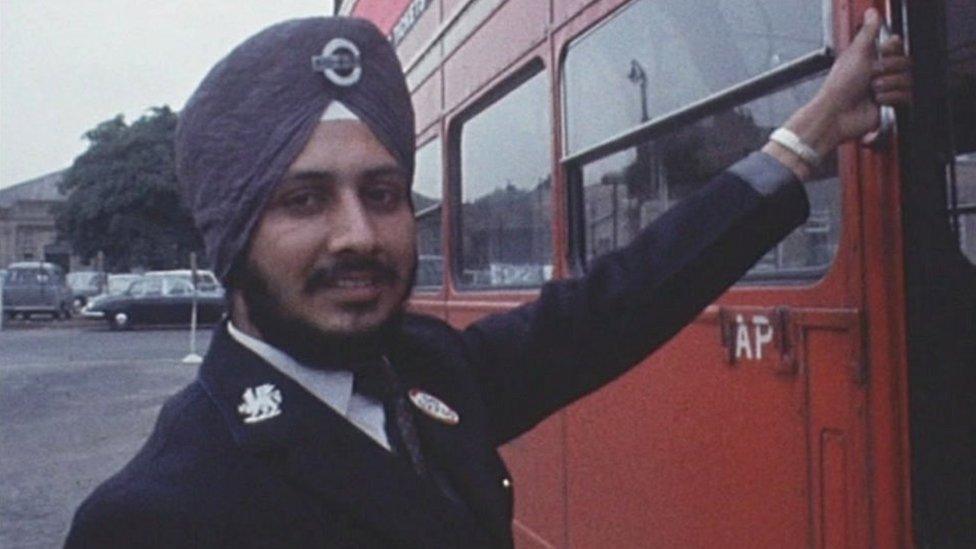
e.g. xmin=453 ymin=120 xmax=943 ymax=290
xmin=352 ymin=357 xmax=398 ymax=401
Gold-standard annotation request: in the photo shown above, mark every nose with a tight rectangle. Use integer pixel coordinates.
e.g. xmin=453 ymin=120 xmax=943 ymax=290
xmin=326 ymin=187 xmax=380 ymax=255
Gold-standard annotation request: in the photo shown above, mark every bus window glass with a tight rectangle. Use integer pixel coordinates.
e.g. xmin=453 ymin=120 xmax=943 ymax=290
xmin=413 ymin=138 xmax=444 ymax=289
xmin=946 ymin=0 xmax=976 ymax=263
xmin=563 ymin=0 xmax=827 ymax=154
xmin=579 ymin=77 xmax=841 ymax=280
xmin=954 ymin=154 xmax=976 ymax=263
xmin=458 ymin=70 xmax=553 ymax=288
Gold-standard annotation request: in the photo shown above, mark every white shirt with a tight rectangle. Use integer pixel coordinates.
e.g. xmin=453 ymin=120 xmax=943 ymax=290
xmin=227 ymin=321 xmax=391 ymax=450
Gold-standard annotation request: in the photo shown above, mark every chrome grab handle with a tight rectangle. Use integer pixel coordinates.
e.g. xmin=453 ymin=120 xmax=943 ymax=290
xmin=864 ymin=23 xmax=898 ymax=149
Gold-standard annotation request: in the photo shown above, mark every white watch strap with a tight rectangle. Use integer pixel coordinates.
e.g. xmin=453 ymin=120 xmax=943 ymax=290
xmin=769 ymin=127 xmax=821 ymax=167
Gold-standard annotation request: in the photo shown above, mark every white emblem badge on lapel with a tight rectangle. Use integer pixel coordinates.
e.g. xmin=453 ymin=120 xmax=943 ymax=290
xmin=408 ymin=389 xmax=460 ymax=425
xmin=238 ymin=383 xmax=282 ymax=424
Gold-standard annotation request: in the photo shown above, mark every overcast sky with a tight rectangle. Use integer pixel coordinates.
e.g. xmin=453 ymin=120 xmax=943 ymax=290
xmin=0 ymin=0 xmax=336 ymax=189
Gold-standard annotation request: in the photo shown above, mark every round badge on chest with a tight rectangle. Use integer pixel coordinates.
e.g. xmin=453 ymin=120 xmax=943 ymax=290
xmin=408 ymin=389 xmax=460 ymax=425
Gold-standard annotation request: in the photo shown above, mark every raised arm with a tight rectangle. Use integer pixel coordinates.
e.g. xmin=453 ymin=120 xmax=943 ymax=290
xmin=463 ymin=8 xmax=912 ymax=446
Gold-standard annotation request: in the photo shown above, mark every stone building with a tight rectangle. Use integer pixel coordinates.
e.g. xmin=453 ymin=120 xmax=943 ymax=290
xmin=0 ymin=170 xmax=72 ymax=270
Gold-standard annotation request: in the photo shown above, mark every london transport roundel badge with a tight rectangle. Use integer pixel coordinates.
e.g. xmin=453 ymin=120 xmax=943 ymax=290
xmin=408 ymin=389 xmax=460 ymax=425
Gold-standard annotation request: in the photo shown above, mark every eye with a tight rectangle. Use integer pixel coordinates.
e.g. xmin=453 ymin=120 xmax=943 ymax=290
xmin=362 ymin=182 xmax=406 ymax=211
xmin=275 ymin=188 xmax=329 ymax=216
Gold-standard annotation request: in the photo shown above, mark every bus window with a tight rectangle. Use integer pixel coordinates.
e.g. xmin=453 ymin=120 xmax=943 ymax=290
xmin=563 ymin=0 xmax=838 ymax=282
xmin=945 ymin=1 xmax=976 ymax=263
xmin=456 ymin=67 xmax=553 ymax=289
xmin=413 ymin=138 xmax=444 ymax=289
xmin=562 ymin=0 xmax=829 ymax=155
xmin=576 ymin=79 xmax=840 ymax=280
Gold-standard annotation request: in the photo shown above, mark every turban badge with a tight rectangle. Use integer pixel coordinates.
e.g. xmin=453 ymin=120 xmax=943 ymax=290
xmin=311 ymin=37 xmax=362 ymax=87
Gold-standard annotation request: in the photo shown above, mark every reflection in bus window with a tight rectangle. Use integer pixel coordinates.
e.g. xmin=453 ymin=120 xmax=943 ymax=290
xmin=563 ymin=0 xmax=828 ymax=154
xmin=579 ymin=78 xmax=841 ymax=280
xmin=458 ymin=69 xmax=552 ymax=288
xmin=413 ymin=139 xmax=443 ymax=288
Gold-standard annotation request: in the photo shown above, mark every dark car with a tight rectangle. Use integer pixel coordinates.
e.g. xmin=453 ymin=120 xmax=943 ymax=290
xmin=2 ymin=262 xmax=73 ymax=320
xmin=79 ymin=273 xmax=145 ymax=310
xmin=81 ymin=275 xmax=225 ymax=330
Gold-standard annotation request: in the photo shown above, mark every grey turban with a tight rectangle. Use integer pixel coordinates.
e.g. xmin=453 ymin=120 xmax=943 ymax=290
xmin=175 ymin=17 xmax=415 ymax=282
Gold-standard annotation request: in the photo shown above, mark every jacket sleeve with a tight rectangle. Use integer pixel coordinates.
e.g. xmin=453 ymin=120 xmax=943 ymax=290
xmin=461 ymin=167 xmax=810 ymax=446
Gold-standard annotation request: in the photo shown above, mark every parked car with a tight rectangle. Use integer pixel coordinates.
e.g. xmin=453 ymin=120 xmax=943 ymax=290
xmin=82 ymin=275 xmax=225 ymax=330
xmin=1 ymin=262 xmax=73 ymax=320
xmin=81 ymin=274 xmax=144 ymax=313
xmin=144 ymin=269 xmax=223 ymax=294
xmin=66 ymin=270 xmax=107 ymax=309
xmin=105 ymin=274 xmax=144 ymax=296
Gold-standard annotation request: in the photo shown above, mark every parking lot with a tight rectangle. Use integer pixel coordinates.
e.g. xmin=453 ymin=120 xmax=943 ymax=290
xmin=0 ymin=321 xmax=211 ymax=548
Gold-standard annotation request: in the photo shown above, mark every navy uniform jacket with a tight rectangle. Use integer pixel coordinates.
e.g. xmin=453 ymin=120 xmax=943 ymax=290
xmin=65 ymin=166 xmax=809 ymax=548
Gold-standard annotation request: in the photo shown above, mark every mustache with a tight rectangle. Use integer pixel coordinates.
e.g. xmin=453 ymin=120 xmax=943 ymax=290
xmin=303 ymin=256 xmax=399 ymax=292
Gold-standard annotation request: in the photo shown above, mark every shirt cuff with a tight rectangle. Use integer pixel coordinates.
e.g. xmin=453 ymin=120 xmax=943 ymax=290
xmin=727 ymin=151 xmax=799 ymax=197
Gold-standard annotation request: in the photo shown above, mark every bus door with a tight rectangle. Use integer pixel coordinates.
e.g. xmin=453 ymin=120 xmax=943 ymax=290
xmin=555 ymin=0 xmax=893 ymax=546
xmin=899 ymin=0 xmax=976 ymax=545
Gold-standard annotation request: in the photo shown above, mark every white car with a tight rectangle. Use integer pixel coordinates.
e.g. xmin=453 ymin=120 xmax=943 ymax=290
xmin=144 ymin=270 xmax=223 ymax=294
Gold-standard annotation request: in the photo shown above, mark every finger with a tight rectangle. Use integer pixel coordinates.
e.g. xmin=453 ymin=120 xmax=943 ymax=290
xmin=872 ymin=73 xmax=912 ymax=93
xmin=852 ymin=8 xmax=882 ymax=50
xmin=872 ymin=56 xmax=912 ymax=75
xmin=874 ymin=90 xmax=913 ymax=106
xmin=879 ymin=35 xmax=905 ymax=56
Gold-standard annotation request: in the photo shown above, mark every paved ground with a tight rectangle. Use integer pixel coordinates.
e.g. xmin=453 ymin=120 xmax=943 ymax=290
xmin=0 ymin=322 xmax=212 ymax=549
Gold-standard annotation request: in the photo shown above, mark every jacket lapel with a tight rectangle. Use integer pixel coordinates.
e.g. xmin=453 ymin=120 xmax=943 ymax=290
xmin=197 ymin=323 xmax=486 ymax=547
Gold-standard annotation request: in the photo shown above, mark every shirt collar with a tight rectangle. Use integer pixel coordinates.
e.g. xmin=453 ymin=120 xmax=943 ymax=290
xmin=227 ymin=321 xmax=354 ymax=416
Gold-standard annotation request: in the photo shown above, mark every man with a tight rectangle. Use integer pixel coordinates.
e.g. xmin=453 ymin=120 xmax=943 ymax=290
xmin=66 ymin=10 xmax=911 ymax=548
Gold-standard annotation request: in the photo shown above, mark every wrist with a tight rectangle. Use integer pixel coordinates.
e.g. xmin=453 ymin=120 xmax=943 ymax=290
xmin=782 ymin=96 xmax=840 ymax=159
xmin=762 ymin=140 xmax=812 ymax=182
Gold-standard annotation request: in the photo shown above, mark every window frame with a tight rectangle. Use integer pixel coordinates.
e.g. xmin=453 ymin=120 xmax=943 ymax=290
xmin=412 ymin=134 xmax=446 ymax=293
xmin=559 ymin=0 xmax=837 ymax=282
xmin=449 ymin=58 xmax=553 ymax=292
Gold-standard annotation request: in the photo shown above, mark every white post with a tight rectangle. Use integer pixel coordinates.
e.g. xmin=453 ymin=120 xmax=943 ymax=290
xmin=182 ymin=252 xmax=203 ymax=365
xmin=96 ymin=251 xmax=106 ymax=295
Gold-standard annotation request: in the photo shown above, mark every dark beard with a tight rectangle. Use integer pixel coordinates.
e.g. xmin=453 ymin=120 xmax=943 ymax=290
xmin=236 ymin=255 xmax=416 ymax=371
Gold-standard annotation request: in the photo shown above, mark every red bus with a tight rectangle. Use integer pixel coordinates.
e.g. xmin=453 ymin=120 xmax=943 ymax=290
xmin=340 ymin=1 xmax=975 ymax=546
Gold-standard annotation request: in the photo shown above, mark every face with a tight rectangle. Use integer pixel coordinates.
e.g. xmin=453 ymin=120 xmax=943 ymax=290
xmin=239 ymin=120 xmax=416 ymax=342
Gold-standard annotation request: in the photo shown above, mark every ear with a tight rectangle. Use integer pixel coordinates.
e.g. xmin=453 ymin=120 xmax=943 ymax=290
xmin=229 ymin=288 xmax=260 ymax=339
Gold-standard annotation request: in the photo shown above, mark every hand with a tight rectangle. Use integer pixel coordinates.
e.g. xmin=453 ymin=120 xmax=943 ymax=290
xmin=763 ymin=8 xmax=913 ymax=181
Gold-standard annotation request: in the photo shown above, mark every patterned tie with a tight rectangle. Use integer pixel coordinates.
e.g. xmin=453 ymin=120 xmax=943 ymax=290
xmin=353 ymin=356 xmax=427 ymax=477
xmin=353 ymin=356 xmax=466 ymax=507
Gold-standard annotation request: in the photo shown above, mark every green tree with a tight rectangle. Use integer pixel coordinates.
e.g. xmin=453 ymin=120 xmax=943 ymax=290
xmin=55 ymin=107 xmax=203 ymax=272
